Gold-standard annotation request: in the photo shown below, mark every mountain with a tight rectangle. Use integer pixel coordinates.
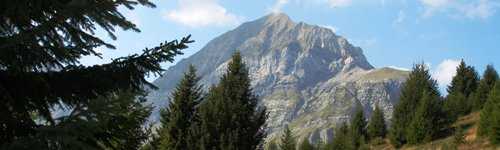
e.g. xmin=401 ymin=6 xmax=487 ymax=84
xmin=146 ymin=13 xmax=409 ymax=143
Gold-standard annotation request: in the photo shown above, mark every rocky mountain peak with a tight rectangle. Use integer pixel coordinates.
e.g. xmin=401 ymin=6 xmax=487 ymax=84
xmin=147 ymin=13 xmax=407 ymax=144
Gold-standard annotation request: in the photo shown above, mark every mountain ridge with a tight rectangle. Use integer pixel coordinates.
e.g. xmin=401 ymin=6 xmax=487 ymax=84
xmin=147 ymin=13 xmax=408 ymax=143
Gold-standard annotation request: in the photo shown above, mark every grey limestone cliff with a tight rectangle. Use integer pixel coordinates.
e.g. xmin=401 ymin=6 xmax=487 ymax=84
xmin=146 ymin=13 xmax=408 ymax=143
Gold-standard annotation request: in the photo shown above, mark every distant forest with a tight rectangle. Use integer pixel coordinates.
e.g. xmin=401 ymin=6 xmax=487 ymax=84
xmin=1 ymin=1 xmax=499 ymax=150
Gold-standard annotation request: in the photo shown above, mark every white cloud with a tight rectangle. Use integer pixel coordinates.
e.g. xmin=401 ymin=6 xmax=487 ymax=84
xmin=460 ymin=0 xmax=497 ymax=19
xmin=393 ymin=10 xmax=406 ymax=24
xmin=271 ymin=0 xmax=289 ymax=13
xmin=327 ymin=0 xmax=352 ymax=8
xmin=164 ymin=0 xmax=241 ymax=28
xmin=321 ymin=25 xmax=339 ymax=33
xmin=421 ymin=0 xmax=452 ymax=8
xmin=431 ymin=59 xmax=460 ymax=88
xmin=419 ymin=0 xmax=500 ymax=19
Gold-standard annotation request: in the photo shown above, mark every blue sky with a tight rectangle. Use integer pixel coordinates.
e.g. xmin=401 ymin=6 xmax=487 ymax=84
xmin=80 ymin=0 xmax=500 ymax=92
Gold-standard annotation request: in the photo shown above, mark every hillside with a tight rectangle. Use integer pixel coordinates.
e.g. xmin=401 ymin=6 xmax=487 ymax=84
xmin=369 ymin=112 xmax=497 ymax=150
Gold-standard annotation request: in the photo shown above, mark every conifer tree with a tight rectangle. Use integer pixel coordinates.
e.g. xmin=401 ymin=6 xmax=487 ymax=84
xmin=472 ymin=65 xmax=499 ymax=110
xmin=444 ymin=60 xmax=479 ymax=119
xmin=196 ymin=52 xmax=267 ymax=150
xmin=490 ymin=102 xmax=500 ymax=145
xmin=299 ymin=139 xmax=315 ymax=150
xmin=0 ymin=0 xmax=192 ymax=148
xmin=350 ymin=103 xmax=367 ymax=148
xmin=5 ymin=90 xmax=152 ymax=150
xmin=330 ymin=123 xmax=354 ymax=150
xmin=407 ymin=89 xmax=443 ymax=144
xmin=368 ymin=105 xmax=387 ymax=140
xmin=390 ymin=64 xmax=435 ymax=147
xmin=267 ymin=141 xmax=279 ymax=150
xmin=157 ymin=65 xmax=202 ymax=150
xmin=279 ymin=126 xmax=296 ymax=150
xmin=478 ymin=81 xmax=500 ymax=137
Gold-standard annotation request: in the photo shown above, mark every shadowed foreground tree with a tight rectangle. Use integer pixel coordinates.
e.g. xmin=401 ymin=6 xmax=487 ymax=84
xmin=0 ymin=0 xmax=192 ymax=149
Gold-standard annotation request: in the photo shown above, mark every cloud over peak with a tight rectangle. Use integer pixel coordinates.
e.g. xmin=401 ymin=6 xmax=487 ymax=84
xmin=164 ymin=0 xmax=241 ymax=28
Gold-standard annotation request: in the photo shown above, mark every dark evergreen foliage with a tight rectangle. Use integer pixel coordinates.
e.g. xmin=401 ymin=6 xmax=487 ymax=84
xmin=196 ymin=52 xmax=267 ymax=150
xmin=389 ymin=64 xmax=436 ymax=147
xmin=350 ymin=103 xmax=367 ymax=148
xmin=444 ymin=60 xmax=479 ymax=119
xmin=478 ymin=81 xmax=500 ymax=143
xmin=368 ymin=105 xmax=387 ymax=140
xmin=279 ymin=125 xmax=296 ymax=150
xmin=157 ymin=65 xmax=202 ymax=150
xmin=407 ymin=89 xmax=443 ymax=144
xmin=3 ymin=91 xmax=152 ymax=150
xmin=299 ymin=139 xmax=315 ymax=150
xmin=328 ymin=123 xmax=354 ymax=150
xmin=472 ymin=65 xmax=498 ymax=111
xmin=0 ymin=0 xmax=192 ymax=148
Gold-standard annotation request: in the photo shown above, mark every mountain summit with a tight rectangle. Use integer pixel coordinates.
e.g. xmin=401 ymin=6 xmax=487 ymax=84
xmin=147 ymin=13 xmax=408 ymax=142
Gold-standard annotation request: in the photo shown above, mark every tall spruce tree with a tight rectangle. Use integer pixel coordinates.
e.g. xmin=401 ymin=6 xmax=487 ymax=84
xmin=390 ymin=64 xmax=436 ymax=147
xmin=368 ymin=105 xmax=387 ymax=140
xmin=472 ymin=65 xmax=499 ymax=111
xmin=490 ymin=100 xmax=500 ymax=145
xmin=5 ymin=90 xmax=152 ymax=150
xmin=329 ymin=123 xmax=354 ymax=150
xmin=444 ymin=60 xmax=479 ymax=119
xmin=407 ymin=88 xmax=443 ymax=144
xmin=478 ymin=81 xmax=500 ymax=138
xmin=350 ymin=103 xmax=367 ymax=149
xmin=279 ymin=125 xmax=296 ymax=150
xmin=196 ymin=52 xmax=267 ymax=150
xmin=0 ymin=0 xmax=192 ymax=148
xmin=157 ymin=65 xmax=202 ymax=150
xmin=299 ymin=139 xmax=315 ymax=150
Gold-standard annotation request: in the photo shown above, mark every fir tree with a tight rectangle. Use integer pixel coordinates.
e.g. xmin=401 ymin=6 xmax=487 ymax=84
xmin=329 ymin=123 xmax=354 ymax=150
xmin=478 ymin=81 xmax=500 ymax=138
xmin=196 ymin=52 xmax=267 ymax=150
xmin=0 ymin=0 xmax=192 ymax=148
xmin=279 ymin=126 xmax=296 ymax=150
xmin=472 ymin=65 xmax=499 ymax=110
xmin=407 ymin=89 xmax=443 ymax=144
xmin=5 ymin=90 xmax=152 ymax=150
xmin=267 ymin=141 xmax=279 ymax=150
xmin=444 ymin=60 xmax=479 ymax=119
xmin=157 ymin=65 xmax=202 ymax=150
xmin=368 ymin=105 xmax=387 ymax=140
xmin=490 ymin=101 xmax=500 ymax=145
xmin=350 ymin=103 xmax=367 ymax=148
xmin=299 ymin=139 xmax=315 ymax=150
xmin=390 ymin=64 xmax=435 ymax=147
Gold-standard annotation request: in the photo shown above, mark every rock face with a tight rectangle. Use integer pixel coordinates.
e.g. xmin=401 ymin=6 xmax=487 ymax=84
xmin=146 ymin=13 xmax=408 ymax=143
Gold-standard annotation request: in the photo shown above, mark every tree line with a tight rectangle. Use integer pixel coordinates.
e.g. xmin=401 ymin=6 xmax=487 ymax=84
xmin=268 ymin=103 xmax=387 ymax=150
xmin=268 ymin=61 xmax=500 ymax=150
